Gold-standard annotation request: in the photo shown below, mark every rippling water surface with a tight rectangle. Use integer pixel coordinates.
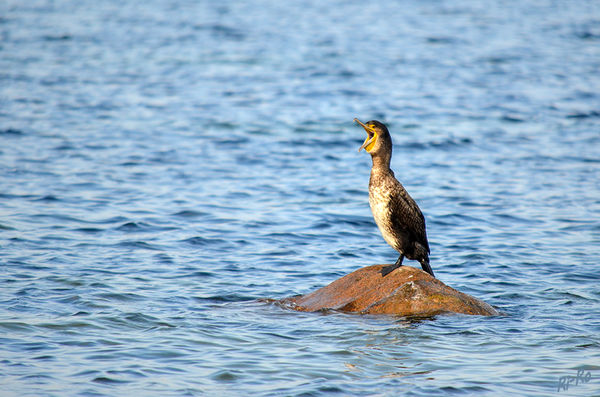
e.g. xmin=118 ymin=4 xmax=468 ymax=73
xmin=2 ymin=0 xmax=600 ymax=396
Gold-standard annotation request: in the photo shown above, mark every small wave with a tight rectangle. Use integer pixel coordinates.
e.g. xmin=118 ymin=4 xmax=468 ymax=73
xmin=429 ymin=137 xmax=473 ymax=149
xmin=0 ymin=128 xmax=24 ymax=135
xmin=96 ymin=216 xmax=128 ymax=224
xmin=323 ymin=213 xmax=373 ymax=228
xmin=172 ymin=210 xmax=206 ymax=218
xmin=425 ymin=36 xmax=457 ymax=44
xmin=194 ymin=23 xmax=246 ymax=41
xmin=493 ymin=213 xmax=543 ymax=225
xmin=53 ymin=143 xmax=75 ymax=151
xmin=212 ymin=369 xmax=242 ymax=381
xmin=32 ymin=355 xmax=55 ymax=361
xmin=116 ymin=240 xmax=161 ymax=250
xmin=193 ymin=295 xmax=256 ymax=303
xmin=43 ymin=34 xmax=72 ymax=41
xmin=93 ymin=376 xmax=130 ymax=385
xmin=566 ymin=110 xmax=600 ymax=119
xmin=399 ymin=137 xmax=473 ymax=151
xmin=501 ymin=114 xmax=526 ymax=123
xmin=575 ymin=26 xmax=600 ymax=40
xmin=185 ymin=271 xmax=215 ymax=278
xmin=431 ymin=213 xmax=484 ymax=226
xmin=96 ymin=292 xmax=145 ymax=302
xmin=20 ymin=374 xmax=55 ymax=381
xmin=33 ymin=195 xmax=60 ymax=202
xmin=0 ymin=193 xmax=35 ymax=200
xmin=117 ymin=221 xmax=148 ymax=231
xmin=38 ymin=321 xmax=98 ymax=330
xmin=123 ymin=312 xmax=175 ymax=327
xmin=73 ymin=227 xmax=104 ymax=234
xmin=154 ymin=253 xmax=175 ymax=264
xmin=0 ymin=322 xmax=35 ymax=332
xmin=31 ymin=213 xmax=87 ymax=224
xmin=181 ymin=236 xmax=230 ymax=246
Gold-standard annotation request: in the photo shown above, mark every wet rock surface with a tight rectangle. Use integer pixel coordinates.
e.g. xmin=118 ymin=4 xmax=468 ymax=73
xmin=281 ymin=265 xmax=498 ymax=316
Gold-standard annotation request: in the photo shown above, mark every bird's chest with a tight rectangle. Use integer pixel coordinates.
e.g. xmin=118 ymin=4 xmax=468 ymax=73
xmin=368 ymin=186 xmax=398 ymax=247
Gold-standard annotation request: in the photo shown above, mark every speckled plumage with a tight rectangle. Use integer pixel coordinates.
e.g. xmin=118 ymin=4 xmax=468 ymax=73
xmin=356 ymin=119 xmax=434 ymax=277
xmin=369 ymin=167 xmax=430 ymax=265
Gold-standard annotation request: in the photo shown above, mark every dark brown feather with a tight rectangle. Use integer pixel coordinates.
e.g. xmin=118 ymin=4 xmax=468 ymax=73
xmin=387 ymin=176 xmax=430 ymax=257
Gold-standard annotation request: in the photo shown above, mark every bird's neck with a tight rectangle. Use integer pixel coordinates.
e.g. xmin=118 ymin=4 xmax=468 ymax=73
xmin=370 ymin=152 xmax=392 ymax=173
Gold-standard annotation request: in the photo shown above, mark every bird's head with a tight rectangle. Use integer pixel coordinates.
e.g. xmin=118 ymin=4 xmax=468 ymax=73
xmin=354 ymin=118 xmax=391 ymax=155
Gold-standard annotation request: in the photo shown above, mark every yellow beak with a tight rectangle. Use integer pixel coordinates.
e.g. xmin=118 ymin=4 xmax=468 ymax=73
xmin=354 ymin=118 xmax=376 ymax=152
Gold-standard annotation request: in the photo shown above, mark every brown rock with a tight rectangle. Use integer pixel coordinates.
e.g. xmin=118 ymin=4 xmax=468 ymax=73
xmin=280 ymin=265 xmax=498 ymax=316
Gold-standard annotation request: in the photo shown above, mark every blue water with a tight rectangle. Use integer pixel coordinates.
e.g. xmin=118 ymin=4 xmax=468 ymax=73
xmin=1 ymin=0 xmax=600 ymax=395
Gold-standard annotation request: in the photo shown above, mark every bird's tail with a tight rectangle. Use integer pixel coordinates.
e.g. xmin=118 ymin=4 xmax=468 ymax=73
xmin=420 ymin=259 xmax=435 ymax=278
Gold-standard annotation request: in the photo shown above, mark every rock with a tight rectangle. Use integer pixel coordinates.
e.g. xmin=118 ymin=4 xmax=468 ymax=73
xmin=280 ymin=265 xmax=498 ymax=316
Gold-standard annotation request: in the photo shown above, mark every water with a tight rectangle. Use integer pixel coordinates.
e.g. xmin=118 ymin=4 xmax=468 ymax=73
xmin=1 ymin=0 xmax=600 ymax=395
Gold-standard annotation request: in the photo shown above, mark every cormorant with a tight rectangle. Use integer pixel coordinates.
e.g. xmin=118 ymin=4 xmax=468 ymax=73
xmin=355 ymin=118 xmax=435 ymax=278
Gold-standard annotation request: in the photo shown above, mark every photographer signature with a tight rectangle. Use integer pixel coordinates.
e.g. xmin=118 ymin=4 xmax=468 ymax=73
xmin=557 ymin=369 xmax=593 ymax=392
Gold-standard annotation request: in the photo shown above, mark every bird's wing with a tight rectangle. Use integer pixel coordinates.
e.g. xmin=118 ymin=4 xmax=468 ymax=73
xmin=388 ymin=183 xmax=430 ymax=253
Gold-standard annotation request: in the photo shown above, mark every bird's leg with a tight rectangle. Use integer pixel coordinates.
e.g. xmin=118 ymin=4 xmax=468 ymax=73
xmin=393 ymin=254 xmax=404 ymax=267
xmin=381 ymin=255 xmax=404 ymax=277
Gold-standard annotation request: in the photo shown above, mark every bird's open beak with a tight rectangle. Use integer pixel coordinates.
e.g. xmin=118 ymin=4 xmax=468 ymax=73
xmin=355 ymin=118 xmax=376 ymax=152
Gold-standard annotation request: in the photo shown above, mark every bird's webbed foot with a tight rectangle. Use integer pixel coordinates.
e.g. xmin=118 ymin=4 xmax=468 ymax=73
xmin=381 ymin=255 xmax=404 ymax=276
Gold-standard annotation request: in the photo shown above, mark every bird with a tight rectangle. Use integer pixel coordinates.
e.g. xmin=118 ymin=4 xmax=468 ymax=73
xmin=354 ymin=118 xmax=435 ymax=278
